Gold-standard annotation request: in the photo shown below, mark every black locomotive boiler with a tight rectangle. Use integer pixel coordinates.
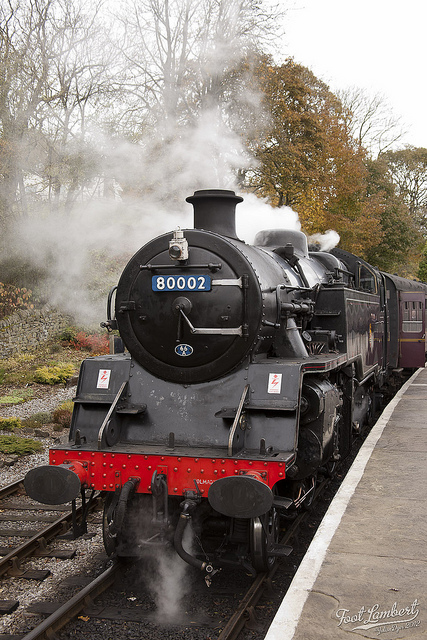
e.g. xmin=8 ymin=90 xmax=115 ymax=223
xmin=25 ymin=189 xmax=427 ymax=578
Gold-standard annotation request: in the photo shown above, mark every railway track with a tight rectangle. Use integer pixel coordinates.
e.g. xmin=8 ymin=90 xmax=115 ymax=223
xmin=2 ymin=475 xmax=330 ymax=640
xmin=0 ymin=478 xmax=104 ymax=630
xmin=0 ymin=431 xmax=364 ymax=640
xmin=217 ymin=512 xmax=312 ymax=640
xmin=0 ymin=480 xmax=102 ymax=581
xmin=11 ymin=545 xmax=280 ymax=640
xmin=18 ymin=561 xmax=121 ymax=640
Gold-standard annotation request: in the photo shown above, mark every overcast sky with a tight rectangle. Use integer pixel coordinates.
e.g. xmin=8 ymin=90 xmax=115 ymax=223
xmin=283 ymin=0 xmax=426 ymax=148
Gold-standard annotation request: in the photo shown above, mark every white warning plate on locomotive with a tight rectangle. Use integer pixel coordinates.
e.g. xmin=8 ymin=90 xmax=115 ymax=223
xmin=152 ymin=275 xmax=212 ymax=291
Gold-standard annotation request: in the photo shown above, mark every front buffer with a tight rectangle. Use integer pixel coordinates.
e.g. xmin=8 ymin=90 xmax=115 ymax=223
xmin=24 ymin=461 xmax=87 ymax=505
xmin=25 ymin=446 xmax=290 ymax=577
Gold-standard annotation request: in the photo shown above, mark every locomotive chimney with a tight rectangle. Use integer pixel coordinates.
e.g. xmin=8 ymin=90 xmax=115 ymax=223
xmin=186 ymin=189 xmax=243 ymax=239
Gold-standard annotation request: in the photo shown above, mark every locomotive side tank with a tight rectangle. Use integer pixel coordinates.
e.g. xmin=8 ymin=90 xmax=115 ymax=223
xmin=24 ymin=189 xmax=427 ymax=577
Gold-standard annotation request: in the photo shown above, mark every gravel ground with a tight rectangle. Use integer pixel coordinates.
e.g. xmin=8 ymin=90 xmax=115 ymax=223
xmin=0 ymin=517 xmax=107 ymax=637
xmin=0 ymin=385 xmax=77 ymax=420
xmin=0 ymin=384 xmax=110 ymax=638
xmin=0 ymin=385 xmax=77 ymax=485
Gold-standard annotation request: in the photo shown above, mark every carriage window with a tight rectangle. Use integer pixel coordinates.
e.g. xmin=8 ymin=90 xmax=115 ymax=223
xmin=358 ymin=265 xmax=377 ymax=293
xmin=402 ymin=300 xmax=423 ymax=333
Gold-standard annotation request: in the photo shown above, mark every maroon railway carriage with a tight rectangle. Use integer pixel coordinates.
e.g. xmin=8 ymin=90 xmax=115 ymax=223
xmin=383 ymin=273 xmax=427 ymax=369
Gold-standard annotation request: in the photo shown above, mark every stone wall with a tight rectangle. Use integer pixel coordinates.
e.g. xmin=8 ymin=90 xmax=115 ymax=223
xmin=0 ymin=306 xmax=71 ymax=358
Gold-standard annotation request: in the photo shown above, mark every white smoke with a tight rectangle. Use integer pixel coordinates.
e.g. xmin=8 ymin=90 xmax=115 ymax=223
xmin=236 ymin=192 xmax=301 ymax=244
xmin=133 ymin=521 xmax=196 ymax=624
xmin=151 ymin=550 xmax=191 ymax=624
xmin=14 ymin=184 xmax=339 ymax=326
xmin=4 ymin=0 xmax=339 ymax=327
xmin=308 ymin=229 xmax=341 ymax=252
xmin=14 ymin=198 xmax=176 ymax=326
xmin=11 ymin=109 xmax=256 ymax=326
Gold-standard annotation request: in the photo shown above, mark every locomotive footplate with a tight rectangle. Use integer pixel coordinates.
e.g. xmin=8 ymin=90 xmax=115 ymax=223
xmin=48 ymin=447 xmax=295 ymax=497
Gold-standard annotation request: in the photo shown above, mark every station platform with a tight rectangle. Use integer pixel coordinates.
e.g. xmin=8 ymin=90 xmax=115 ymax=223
xmin=265 ymin=368 xmax=426 ymax=640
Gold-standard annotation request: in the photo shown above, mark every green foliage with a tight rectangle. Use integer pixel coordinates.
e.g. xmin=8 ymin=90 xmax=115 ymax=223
xmin=0 ymin=282 xmax=34 ymax=320
xmin=22 ymin=412 xmax=53 ymax=429
xmin=52 ymin=400 xmax=74 ymax=429
xmin=57 ymin=326 xmax=79 ymax=342
xmin=0 ymin=417 xmax=23 ymax=432
xmin=0 ymin=389 xmax=34 ymax=405
xmin=0 ymin=434 xmax=43 ymax=456
xmin=56 ymin=399 xmax=74 ymax=413
xmin=363 ymin=157 xmax=423 ymax=274
xmin=34 ymin=363 xmax=76 ymax=385
xmin=0 ymin=341 xmax=83 ymax=386
xmin=0 ymin=395 xmax=26 ymax=405
xmin=418 ymin=243 xmax=427 ymax=282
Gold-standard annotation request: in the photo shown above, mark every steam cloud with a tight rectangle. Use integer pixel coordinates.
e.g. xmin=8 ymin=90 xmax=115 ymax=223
xmin=5 ymin=3 xmax=340 ymax=327
xmin=151 ymin=549 xmax=192 ymax=624
xmin=133 ymin=518 xmax=195 ymax=624
xmin=12 ymin=120 xmax=306 ymax=325
xmin=236 ymin=193 xmax=301 ymax=243
xmin=308 ymin=229 xmax=341 ymax=252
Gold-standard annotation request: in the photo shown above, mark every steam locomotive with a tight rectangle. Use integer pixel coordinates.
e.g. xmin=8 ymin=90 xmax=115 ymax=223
xmin=25 ymin=189 xmax=427 ymax=580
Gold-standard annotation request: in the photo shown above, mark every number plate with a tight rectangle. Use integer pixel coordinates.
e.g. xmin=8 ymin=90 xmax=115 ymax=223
xmin=152 ymin=275 xmax=212 ymax=292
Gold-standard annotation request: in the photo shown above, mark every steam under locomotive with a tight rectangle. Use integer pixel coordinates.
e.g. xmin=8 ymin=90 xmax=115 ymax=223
xmin=25 ymin=189 xmax=427 ymax=580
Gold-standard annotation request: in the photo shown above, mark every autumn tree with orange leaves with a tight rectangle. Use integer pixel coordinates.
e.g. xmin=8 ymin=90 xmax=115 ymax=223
xmin=241 ymin=57 xmax=385 ymax=256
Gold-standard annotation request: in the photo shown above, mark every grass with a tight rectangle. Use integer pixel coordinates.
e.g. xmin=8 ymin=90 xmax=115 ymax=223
xmin=0 ymin=388 xmax=35 ymax=405
xmin=0 ymin=334 xmax=105 ymax=456
xmin=0 ymin=340 xmax=84 ymax=386
xmin=34 ymin=363 xmax=76 ymax=385
xmin=22 ymin=412 xmax=53 ymax=429
xmin=51 ymin=400 xmax=74 ymax=430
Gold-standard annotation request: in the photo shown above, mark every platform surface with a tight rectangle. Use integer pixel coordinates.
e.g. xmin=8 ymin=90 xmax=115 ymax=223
xmin=265 ymin=368 xmax=427 ymax=640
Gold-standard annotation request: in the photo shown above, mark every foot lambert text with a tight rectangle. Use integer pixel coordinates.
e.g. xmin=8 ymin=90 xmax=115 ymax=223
xmin=336 ymin=600 xmax=420 ymax=630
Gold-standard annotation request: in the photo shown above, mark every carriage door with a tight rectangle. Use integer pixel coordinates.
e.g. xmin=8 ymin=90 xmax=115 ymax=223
xmin=399 ymin=292 xmax=425 ymax=368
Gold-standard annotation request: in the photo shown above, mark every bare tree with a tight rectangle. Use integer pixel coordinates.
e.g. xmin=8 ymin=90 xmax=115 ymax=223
xmin=113 ymin=0 xmax=286 ymax=127
xmin=38 ymin=1 xmax=117 ymax=212
xmin=106 ymin=0 xmax=287 ymax=199
xmin=0 ymin=0 xmax=116 ymax=224
xmin=338 ymin=86 xmax=406 ymax=157
xmin=0 ymin=0 xmax=54 ymax=221
xmin=382 ymin=146 xmax=427 ymax=230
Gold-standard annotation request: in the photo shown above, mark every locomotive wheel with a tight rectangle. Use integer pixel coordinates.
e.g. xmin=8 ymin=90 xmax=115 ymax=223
xmin=249 ymin=507 xmax=279 ymax=573
xmin=102 ymin=488 xmax=142 ymax=556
